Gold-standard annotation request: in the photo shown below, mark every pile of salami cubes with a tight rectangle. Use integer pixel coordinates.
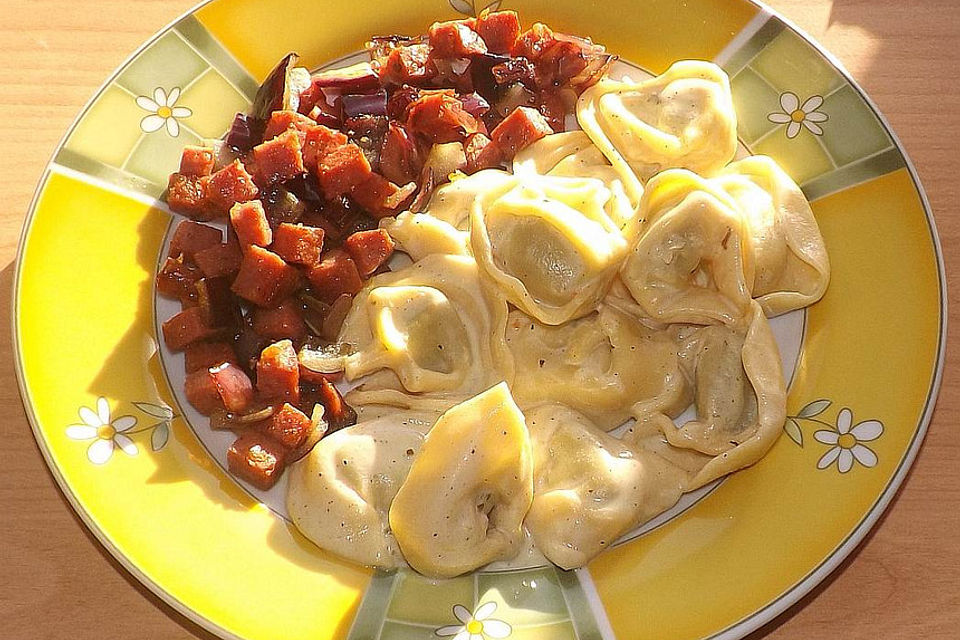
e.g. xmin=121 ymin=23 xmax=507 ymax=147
xmin=156 ymin=10 xmax=613 ymax=491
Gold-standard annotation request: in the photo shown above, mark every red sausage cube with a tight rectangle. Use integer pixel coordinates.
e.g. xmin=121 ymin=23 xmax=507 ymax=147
xmin=345 ymin=229 xmax=395 ymax=276
xmin=381 ymin=44 xmax=436 ymax=86
xmin=464 ymin=132 xmax=502 ymax=172
xmin=162 ymin=306 xmax=217 ymax=351
xmin=252 ymin=130 xmax=306 ymax=186
xmin=251 ymin=299 xmax=308 ymax=343
xmin=209 ymin=362 xmax=255 ymax=413
xmin=258 ymin=403 xmax=311 ymax=449
xmin=231 ymin=246 xmax=301 ymax=307
xmin=302 ymin=125 xmax=349 ymax=172
xmin=490 ymin=106 xmax=554 ymax=159
xmin=167 ymin=173 xmax=214 ymax=220
xmin=156 ymin=255 xmax=201 ymax=302
xmin=179 ymin=145 xmax=216 ymax=177
xmin=227 ymin=431 xmax=287 ymax=490
xmin=168 ymin=220 xmax=223 ymax=261
xmin=405 ymin=92 xmax=480 ymax=144
xmin=206 ymin=160 xmax=259 ymax=214
xmin=475 ymin=10 xmax=521 ymax=54
xmin=257 ymin=339 xmax=300 ymax=403
xmin=230 ymin=200 xmax=273 ymax=248
xmin=271 ymin=223 xmax=325 ymax=266
xmin=379 ymin=123 xmax=421 ymax=185
xmin=263 ymin=110 xmax=315 ymax=141
xmin=306 ymin=249 xmax=364 ymax=304
xmin=184 ymin=368 xmax=223 ymax=414
xmin=193 ymin=241 xmax=243 ymax=278
xmin=185 ymin=341 xmax=238 ymax=373
xmin=351 ymin=173 xmax=415 ymax=219
xmin=429 ymin=20 xmax=488 ymax=57
xmin=316 ymin=144 xmax=373 ymax=198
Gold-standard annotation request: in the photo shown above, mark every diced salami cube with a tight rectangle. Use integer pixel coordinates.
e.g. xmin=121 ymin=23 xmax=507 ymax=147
xmin=464 ymin=132 xmax=501 ymax=172
xmin=475 ymin=10 xmax=521 ymax=54
xmin=227 ymin=430 xmax=287 ymax=490
xmin=271 ymin=223 xmax=325 ymax=266
xmin=306 ymin=249 xmax=364 ymax=304
xmin=263 ymin=110 xmax=316 ymax=141
xmin=317 ymin=378 xmax=357 ymax=431
xmin=429 ymin=20 xmax=488 ymax=57
xmin=167 ymin=173 xmax=214 ymax=220
xmin=231 ymin=245 xmax=301 ymax=307
xmin=185 ymin=341 xmax=238 ymax=373
xmin=193 ymin=241 xmax=243 ymax=278
xmin=302 ymin=125 xmax=349 ymax=172
xmin=206 ymin=160 xmax=259 ymax=214
xmin=490 ymin=106 xmax=553 ymax=159
xmin=257 ymin=339 xmax=300 ymax=403
xmin=156 ymin=255 xmax=201 ymax=302
xmin=381 ymin=44 xmax=436 ymax=86
xmin=345 ymin=229 xmax=395 ymax=276
xmin=316 ymin=144 xmax=373 ymax=198
xmin=379 ymin=123 xmax=421 ymax=185
xmin=258 ymin=403 xmax=311 ymax=449
xmin=252 ymin=130 xmax=306 ymax=186
xmin=511 ymin=22 xmax=556 ymax=60
xmin=168 ymin=220 xmax=223 ymax=261
xmin=405 ymin=92 xmax=480 ymax=144
xmin=179 ymin=145 xmax=216 ymax=177
xmin=230 ymin=200 xmax=273 ymax=248
xmin=209 ymin=362 xmax=255 ymax=413
xmin=251 ymin=299 xmax=308 ymax=343
xmin=351 ymin=173 xmax=415 ymax=219
xmin=162 ymin=306 xmax=217 ymax=351
xmin=185 ymin=368 xmax=223 ymax=414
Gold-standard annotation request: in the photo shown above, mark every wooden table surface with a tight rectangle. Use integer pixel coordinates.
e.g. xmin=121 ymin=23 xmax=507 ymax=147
xmin=1 ymin=1 xmax=957 ymax=638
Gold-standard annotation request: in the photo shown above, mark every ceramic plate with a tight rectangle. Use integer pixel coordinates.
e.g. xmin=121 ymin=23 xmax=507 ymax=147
xmin=14 ymin=1 xmax=945 ymax=639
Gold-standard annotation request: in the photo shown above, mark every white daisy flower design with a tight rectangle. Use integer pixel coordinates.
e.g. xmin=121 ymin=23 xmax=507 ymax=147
xmin=65 ymin=397 xmax=139 ymax=464
xmin=436 ymin=602 xmax=512 ymax=640
xmin=136 ymin=87 xmax=192 ymax=137
xmin=768 ymin=92 xmax=828 ymax=138
xmin=814 ymin=407 xmax=883 ymax=473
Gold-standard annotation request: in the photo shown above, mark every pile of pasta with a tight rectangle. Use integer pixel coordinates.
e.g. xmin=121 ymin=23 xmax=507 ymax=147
xmin=286 ymin=61 xmax=830 ymax=577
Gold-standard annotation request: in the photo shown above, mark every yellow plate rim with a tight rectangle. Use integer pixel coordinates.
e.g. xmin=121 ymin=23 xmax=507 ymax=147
xmin=11 ymin=1 xmax=947 ymax=639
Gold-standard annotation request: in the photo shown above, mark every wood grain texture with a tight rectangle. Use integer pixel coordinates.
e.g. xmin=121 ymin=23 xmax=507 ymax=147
xmin=0 ymin=1 xmax=957 ymax=638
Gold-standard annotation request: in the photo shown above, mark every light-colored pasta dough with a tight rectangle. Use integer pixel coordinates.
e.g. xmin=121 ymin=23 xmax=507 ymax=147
xmin=620 ymin=169 xmax=754 ymax=325
xmin=286 ymin=412 xmax=436 ymax=568
xmin=389 ymin=383 xmax=534 ymax=577
xmin=505 ymin=304 xmax=689 ymax=430
xmin=379 ymin=211 xmax=470 ymax=261
xmin=577 ymin=60 xmax=737 ymax=181
xmin=471 ymin=173 xmax=635 ymax=325
xmin=629 ymin=301 xmax=787 ymax=491
xmin=524 ymin=403 xmax=685 ymax=569
xmin=714 ymin=155 xmax=830 ymax=316
xmin=339 ymin=254 xmax=512 ymax=411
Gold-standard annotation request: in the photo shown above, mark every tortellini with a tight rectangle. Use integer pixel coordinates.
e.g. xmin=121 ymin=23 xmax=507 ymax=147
xmin=577 ymin=60 xmax=738 ymax=181
xmin=629 ymin=301 xmax=787 ymax=491
xmin=471 ymin=173 xmax=635 ymax=325
xmin=714 ymin=156 xmax=830 ymax=316
xmin=513 ymin=130 xmax=644 ymax=231
xmin=620 ymin=169 xmax=754 ymax=325
xmin=379 ymin=211 xmax=470 ymax=261
xmin=389 ymin=383 xmax=534 ymax=577
xmin=338 ymin=254 xmax=512 ymax=411
xmin=505 ymin=304 xmax=689 ymax=430
xmin=417 ymin=169 xmax=518 ymax=229
xmin=525 ymin=404 xmax=686 ymax=569
xmin=286 ymin=413 xmax=436 ymax=568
